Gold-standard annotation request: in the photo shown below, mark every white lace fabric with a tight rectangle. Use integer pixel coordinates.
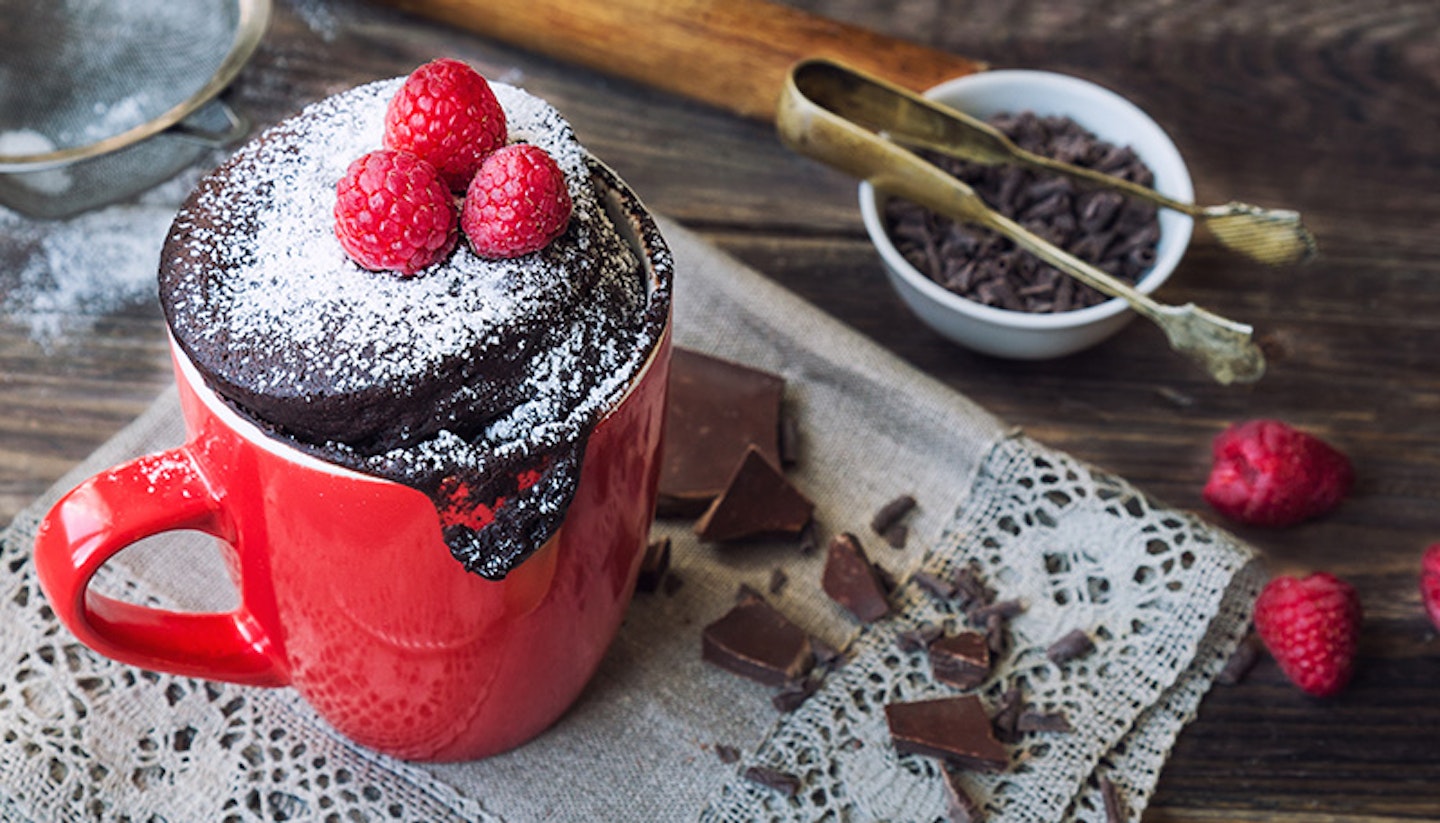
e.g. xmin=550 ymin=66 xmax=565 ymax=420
xmin=0 ymin=215 xmax=1261 ymax=821
xmin=702 ymin=436 xmax=1263 ymax=822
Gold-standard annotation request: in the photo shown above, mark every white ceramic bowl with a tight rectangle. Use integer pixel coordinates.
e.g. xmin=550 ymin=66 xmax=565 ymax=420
xmin=859 ymin=70 xmax=1195 ymax=359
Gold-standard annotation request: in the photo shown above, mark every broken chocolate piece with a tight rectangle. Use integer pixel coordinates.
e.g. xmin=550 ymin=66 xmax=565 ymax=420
xmin=1046 ymin=629 xmax=1096 ymax=665
xmin=822 ymin=533 xmax=890 ymax=622
xmin=715 ymin=744 xmax=741 ymax=764
xmin=743 ymin=765 xmax=802 ymax=797
xmin=1016 ymin=709 xmax=1072 ymax=733
xmin=930 ymin=631 xmax=991 ymax=690
xmin=1217 ymin=633 xmax=1260 ymax=686
xmin=885 ymin=695 xmax=1008 ymax=772
xmin=694 ymin=446 xmax=814 ymax=542
xmin=635 ymin=537 xmax=671 ymax=593
xmin=702 ymin=597 xmax=814 ymax=687
xmin=941 ymin=769 xmax=986 ymax=823
xmin=870 ymin=493 xmax=917 ymax=535
xmin=658 ymin=348 xmax=786 ymax=517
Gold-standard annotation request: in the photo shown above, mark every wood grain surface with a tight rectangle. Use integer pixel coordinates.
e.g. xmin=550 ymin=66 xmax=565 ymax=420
xmin=2 ymin=0 xmax=1438 ymax=819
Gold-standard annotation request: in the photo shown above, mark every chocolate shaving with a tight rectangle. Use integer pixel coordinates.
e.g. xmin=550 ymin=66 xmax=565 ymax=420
xmin=797 ymin=519 xmax=821 ymax=556
xmin=768 ymin=567 xmax=789 ymax=596
xmin=743 ymin=765 xmax=802 ymax=797
xmin=658 ymin=348 xmax=785 ymax=517
xmin=1100 ymin=777 xmax=1127 ymax=823
xmin=870 ymin=494 xmax=917 ymax=536
xmin=930 ymin=631 xmax=992 ymax=690
xmin=983 ymin=613 xmax=1007 ymax=657
xmin=885 ymin=695 xmax=1009 ymax=772
xmin=1016 ymin=709 xmax=1072 ymax=733
xmin=635 ymin=537 xmax=671 ymax=593
xmin=771 ymin=676 xmax=821 ymax=713
xmin=1046 ymin=629 xmax=1096 ymax=665
xmin=778 ymin=413 xmax=800 ymax=467
xmin=967 ymin=598 xmax=1025 ymax=627
xmin=715 ymin=744 xmax=741 ymax=764
xmin=822 ymin=533 xmax=890 ymax=622
xmin=952 ymin=564 xmax=994 ymax=608
xmin=992 ymin=686 xmax=1024 ymax=743
xmin=897 ymin=621 xmax=944 ymax=653
xmin=693 ymin=446 xmax=813 ymax=542
xmin=702 ymin=597 xmax=814 ymax=687
xmin=913 ymin=570 xmax=958 ymax=600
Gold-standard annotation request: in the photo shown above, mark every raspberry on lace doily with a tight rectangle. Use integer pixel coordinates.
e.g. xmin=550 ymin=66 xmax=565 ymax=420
xmin=702 ymin=435 xmax=1264 ymax=822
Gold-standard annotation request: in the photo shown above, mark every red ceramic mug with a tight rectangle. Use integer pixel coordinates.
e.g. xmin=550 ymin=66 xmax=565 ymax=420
xmin=34 ymin=172 xmax=672 ymax=762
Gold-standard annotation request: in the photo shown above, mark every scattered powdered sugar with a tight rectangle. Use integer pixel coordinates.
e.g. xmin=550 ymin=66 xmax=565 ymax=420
xmin=160 ymin=76 xmax=668 ymax=579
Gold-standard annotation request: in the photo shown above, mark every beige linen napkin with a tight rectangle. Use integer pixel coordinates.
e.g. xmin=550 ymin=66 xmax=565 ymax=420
xmin=0 ymin=216 xmax=1260 ymax=821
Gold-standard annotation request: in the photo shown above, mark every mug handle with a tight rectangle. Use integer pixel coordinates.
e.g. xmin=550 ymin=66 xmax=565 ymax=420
xmin=34 ymin=446 xmax=289 ymax=687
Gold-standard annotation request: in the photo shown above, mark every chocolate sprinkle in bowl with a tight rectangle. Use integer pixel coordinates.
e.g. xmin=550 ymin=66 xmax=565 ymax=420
xmin=859 ymin=69 xmax=1194 ymax=360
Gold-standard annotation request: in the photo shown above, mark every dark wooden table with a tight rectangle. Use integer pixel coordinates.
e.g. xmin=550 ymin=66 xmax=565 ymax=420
xmin=3 ymin=0 xmax=1437 ymax=819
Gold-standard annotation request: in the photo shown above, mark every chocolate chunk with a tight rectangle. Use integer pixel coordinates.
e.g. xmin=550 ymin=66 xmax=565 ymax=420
xmin=658 ymin=348 xmax=786 ymax=517
xmin=822 ymin=533 xmax=890 ymax=623
xmin=1046 ymin=629 xmax=1096 ymax=665
xmin=1099 ymin=777 xmax=1127 ymax=823
xmin=743 ymin=765 xmax=802 ymax=797
xmin=881 ymin=522 xmax=909 ymax=550
xmin=941 ymin=769 xmax=986 ymax=823
xmin=771 ymin=676 xmax=820 ymax=713
xmin=702 ymin=597 xmax=814 ymax=687
xmin=635 ymin=536 xmax=671 ymax=593
xmin=1217 ymin=633 xmax=1260 ymax=686
xmin=885 ymin=695 xmax=1008 ymax=772
xmin=693 ymin=446 xmax=813 ymax=542
xmin=1016 ymin=709 xmax=1072 ymax=733
xmin=715 ymin=744 xmax=741 ymax=764
xmin=870 ymin=494 xmax=917 ymax=535
xmin=930 ymin=631 xmax=991 ymax=690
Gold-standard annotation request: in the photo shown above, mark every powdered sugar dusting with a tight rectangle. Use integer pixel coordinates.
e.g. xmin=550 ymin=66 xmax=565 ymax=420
xmin=160 ymin=76 xmax=668 ymax=578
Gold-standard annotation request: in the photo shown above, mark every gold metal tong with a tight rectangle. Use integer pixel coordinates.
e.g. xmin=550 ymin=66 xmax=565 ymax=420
xmin=777 ymin=58 xmax=1268 ymax=385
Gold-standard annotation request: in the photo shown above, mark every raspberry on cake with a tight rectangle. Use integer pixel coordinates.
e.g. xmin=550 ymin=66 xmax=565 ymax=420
xmin=463 ymin=143 xmax=574 ymax=259
xmin=384 ymin=58 xmax=507 ymax=192
xmin=333 ymin=148 xmax=458 ymax=276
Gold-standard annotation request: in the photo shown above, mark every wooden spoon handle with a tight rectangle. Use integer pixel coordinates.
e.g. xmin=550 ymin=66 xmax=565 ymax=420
xmin=384 ymin=0 xmax=985 ymax=120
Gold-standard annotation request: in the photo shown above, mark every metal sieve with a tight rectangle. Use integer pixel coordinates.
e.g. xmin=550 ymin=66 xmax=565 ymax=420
xmin=0 ymin=0 xmax=271 ymax=219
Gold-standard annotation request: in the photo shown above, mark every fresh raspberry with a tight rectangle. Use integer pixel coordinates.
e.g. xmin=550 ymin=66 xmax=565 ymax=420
xmin=1253 ymin=572 xmax=1361 ymax=697
xmin=334 ymin=149 xmax=458 ymax=276
xmin=384 ymin=58 xmax=507 ymax=191
xmin=1422 ymin=544 xmax=1440 ymax=631
xmin=461 ymin=144 xmax=573 ymax=258
xmin=1202 ymin=419 xmax=1354 ymax=527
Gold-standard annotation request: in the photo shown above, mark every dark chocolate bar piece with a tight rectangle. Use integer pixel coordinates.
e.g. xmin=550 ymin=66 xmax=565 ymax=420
xmin=743 ymin=765 xmax=802 ymax=797
xmin=930 ymin=631 xmax=991 ymax=690
xmin=694 ymin=446 xmax=814 ymax=542
xmin=658 ymin=348 xmax=785 ymax=517
xmin=822 ymin=532 xmax=890 ymax=623
xmin=885 ymin=695 xmax=1008 ymax=772
xmin=1046 ymin=629 xmax=1096 ymax=665
xmin=702 ymin=597 xmax=815 ymax=687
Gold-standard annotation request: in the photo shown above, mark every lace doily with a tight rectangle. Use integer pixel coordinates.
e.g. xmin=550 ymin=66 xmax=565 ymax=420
xmin=702 ymin=435 xmax=1263 ymax=822
xmin=0 ymin=506 xmax=493 ymax=822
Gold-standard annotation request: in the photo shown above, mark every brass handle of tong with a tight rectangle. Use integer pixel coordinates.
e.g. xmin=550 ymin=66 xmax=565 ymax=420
xmin=777 ymin=58 xmax=1266 ymax=385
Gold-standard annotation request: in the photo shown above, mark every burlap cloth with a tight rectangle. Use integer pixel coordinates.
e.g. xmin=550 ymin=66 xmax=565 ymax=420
xmin=0 ymin=216 xmax=1262 ymax=821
